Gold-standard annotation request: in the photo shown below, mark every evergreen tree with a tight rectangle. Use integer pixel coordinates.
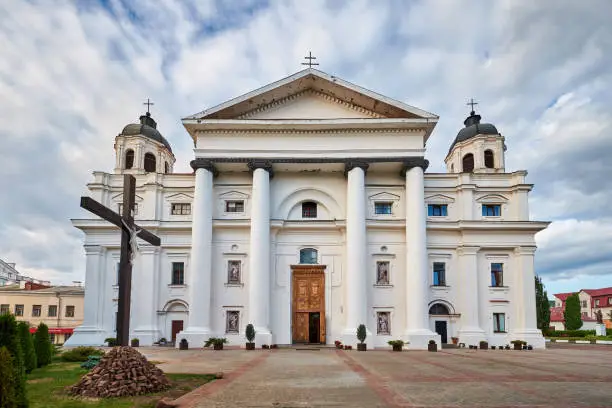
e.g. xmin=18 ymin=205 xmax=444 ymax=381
xmin=17 ymin=322 xmax=37 ymax=373
xmin=535 ymin=276 xmax=551 ymax=331
xmin=563 ymin=293 xmax=583 ymax=330
xmin=0 ymin=314 xmax=28 ymax=407
xmin=33 ymin=323 xmax=52 ymax=368
xmin=0 ymin=346 xmax=17 ymax=408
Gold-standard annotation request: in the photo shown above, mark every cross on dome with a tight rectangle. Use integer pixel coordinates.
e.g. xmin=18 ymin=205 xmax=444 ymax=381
xmin=143 ymin=98 xmax=155 ymax=114
xmin=466 ymin=98 xmax=478 ymax=115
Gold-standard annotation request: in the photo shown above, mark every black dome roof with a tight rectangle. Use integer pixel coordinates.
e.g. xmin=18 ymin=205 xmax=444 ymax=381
xmin=449 ymin=111 xmax=499 ymax=153
xmin=121 ymin=113 xmax=172 ymax=153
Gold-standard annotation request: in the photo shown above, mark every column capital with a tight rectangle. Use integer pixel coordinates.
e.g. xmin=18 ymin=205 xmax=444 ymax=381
xmin=400 ymin=157 xmax=429 ymax=176
xmin=344 ymin=160 xmax=369 ymax=176
xmin=190 ymin=158 xmax=218 ymax=176
xmin=247 ymin=160 xmax=274 ymax=177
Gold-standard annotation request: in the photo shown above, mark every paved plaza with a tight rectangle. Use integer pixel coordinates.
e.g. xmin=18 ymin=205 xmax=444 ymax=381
xmin=140 ymin=345 xmax=612 ymax=407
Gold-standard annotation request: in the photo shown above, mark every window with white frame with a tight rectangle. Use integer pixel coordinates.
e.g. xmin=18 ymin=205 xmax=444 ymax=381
xmin=225 ymin=200 xmax=244 ymax=213
xmin=376 ymin=311 xmax=391 ymax=335
xmin=482 ymin=204 xmax=501 ymax=217
xmin=171 ymin=262 xmax=185 ymax=285
xmin=299 ymin=248 xmax=318 ymax=264
xmin=595 ymin=299 xmax=600 ymax=306
xmin=0 ymin=304 xmax=8 ymax=315
xmin=48 ymin=305 xmax=57 ymax=317
xmin=493 ymin=313 xmax=506 ymax=332
xmin=490 ymin=263 xmax=504 ymax=287
xmin=171 ymin=203 xmax=191 ymax=215
xmin=14 ymin=304 xmax=24 ymax=316
xmin=428 ymin=204 xmax=448 ymax=217
xmin=374 ymin=202 xmax=393 ymax=215
xmin=118 ymin=203 xmax=138 ymax=216
xmin=432 ymin=262 xmax=446 ymax=286
xmin=65 ymin=305 xmax=75 ymax=318
xmin=32 ymin=305 xmax=41 ymax=317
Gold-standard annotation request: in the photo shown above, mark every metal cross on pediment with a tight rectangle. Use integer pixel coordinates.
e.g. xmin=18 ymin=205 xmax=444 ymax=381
xmin=301 ymin=51 xmax=319 ymax=68
xmin=80 ymin=175 xmax=160 ymax=346
xmin=467 ymin=98 xmax=478 ymax=113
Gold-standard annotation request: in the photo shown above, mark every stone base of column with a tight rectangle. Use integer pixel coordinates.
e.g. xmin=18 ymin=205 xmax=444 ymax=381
xmin=255 ymin=329 xmax=273 ymax=346
xmin=510 ymin=329 xmax=545 ymax=349
xmin=342 ymin=327 xmax=373 ymax=348
xmin=457 ymin=327 xmax=487 ymax=347
xmin=403 ymin=329 xmax=441 ymax=350
xmin=131 ymin=329 xmax=162 ymax=346
xmin=63 ymin=326 xmax=107 ymax=347
xmin=175 ymin=327 xmax=211 ymax=349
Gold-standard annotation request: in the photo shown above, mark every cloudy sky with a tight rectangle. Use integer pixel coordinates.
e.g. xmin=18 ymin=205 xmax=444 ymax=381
xmin=1 ymin=0 xmax=610 ymax=296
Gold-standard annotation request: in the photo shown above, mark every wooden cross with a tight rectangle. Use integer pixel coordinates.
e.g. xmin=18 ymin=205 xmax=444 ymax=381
xmin=467 ymin=98 xmax=478 ymax=114
xmin=301 ymin=51 xmax=319 ymax=68
xmin=80 ymin=175 xmax=160 ymax=346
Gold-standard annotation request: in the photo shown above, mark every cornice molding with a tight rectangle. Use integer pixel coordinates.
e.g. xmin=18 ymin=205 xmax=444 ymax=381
xmin=236 ymin=89 xmax=385 ymax=119
xmin=196 ymin=128 xmax=422 ymax=135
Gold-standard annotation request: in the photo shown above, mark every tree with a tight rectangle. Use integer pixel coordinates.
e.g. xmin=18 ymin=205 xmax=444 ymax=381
xmin=0 ymin=346 xmax=17 ymax=408
xmin=563 ymin=293 xmax=583 ymax=330
xmin=33 ymin=323 xmax=52 ymax=367
xmin=17 ymin=322 xmax=37 ymax=373
xmin=0 ymin=314 xmax=28 ymax=407
xmin=535 ymin=276 xmax=551 ymax=331
xmin=356 ymin=324 xmax=367 ymax=344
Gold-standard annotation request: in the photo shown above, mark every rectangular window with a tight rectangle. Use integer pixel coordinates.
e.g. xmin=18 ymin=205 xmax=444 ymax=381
xmin=227 ymin=261 xmax=241 ymax=284
xmin=14 ymin=304 xmax=24 ymax=317
xmin=609 ymin=297 xmax=612 ymax=305
xmin=49 ymin=333 xmax=55 ymax=344
xmin=65 ymin=306 xmax=75 ymax=318
xmin=48 ymin=305 xmax=57 ymax=317
xmin=490 ymin=263 xmax=504 ymax=287
xmin=118 ymin=203 xmax=138 ymax=216
xmin=482 ymin=204 xmax=501 ymax=217
xmin=595 ymin=299 xmax=600 ymax=306
xmin=171 ymin=203 xmax=191 ymax=215
xmin=376 ymin=261 xmax=390 ymax=285
xmin=493 ymin=313 xmax=506 ymax=332
xmin=433 ymin=262 xmax=446 ymax=286
xmin=226 ymin=311 xmax=239 ymax=334
xmin=225 ymin=200 xmax=244 ymax=213
xmin=428 ymin=204 xmax=448 ymax=217
xmin=171 ymin=262 xmax=185 ymax=285
xmin=582 ymin=311 xmax=588 ymax=318
xmin=376 ymin=312 xmax=391 ymax=335
xmin=581 ymin=300 xmax=587 ymax=308
xmin=301 ymin=202 xmax=317 ymax=218
xmin=374 ymin=202 xmax=393 ymax=215
xmin=0 ymin=304 xmax=9 ymax=315
xmin=32 ymin=305 xmax=41 ymax=317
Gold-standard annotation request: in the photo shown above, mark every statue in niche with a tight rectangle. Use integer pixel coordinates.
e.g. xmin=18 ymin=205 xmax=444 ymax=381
xmin=228 ymin=261 xmax=241 ymax=284
xmin=226 ymin=311 xmax=239 ymax=333
xmin=376 ymin=262 xmax=389 ymax=285
xmin=377 ymin=312 xmax=390 ymax=335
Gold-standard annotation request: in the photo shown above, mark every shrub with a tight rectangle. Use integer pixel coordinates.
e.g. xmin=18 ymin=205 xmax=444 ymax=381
xmin=245 ymin=324 xmax=256 ymax=343
xmin=545 ymin=330 xmax=595 ymax=338
xmin=104 ymin=337 xmax=118 ymax=347
xmin=563 ymin=293 xmax=582 ymax=330
xmin=356 ymin=324 xmax=367 ymax=344
xmin=0 ymin=314 xmax=27 ymax=407
xmin=17 ymin=322 xmax=36 ymax=373
xmin=204 ymin=337 xmax=228 ymax=348
xmin=34 ymin=322 xmax=52 ymax=367
xmin=60 ymin=346 xmax=104 ymax=362
xmin=388 ymin=340 xmax=405 ymax=347
xmin=0 ymin=347 xmax=17 ymax=408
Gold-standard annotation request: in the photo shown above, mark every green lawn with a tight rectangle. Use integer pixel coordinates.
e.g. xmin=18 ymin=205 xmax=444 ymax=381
xmin=26 ymin=361 xmax=215 ymax=407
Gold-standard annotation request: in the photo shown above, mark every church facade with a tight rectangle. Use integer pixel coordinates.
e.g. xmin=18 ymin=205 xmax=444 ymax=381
xmin=66 ymin=69 xmax=548 ymax=349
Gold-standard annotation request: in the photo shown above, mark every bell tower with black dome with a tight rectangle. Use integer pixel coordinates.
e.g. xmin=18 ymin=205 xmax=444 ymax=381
xmin=445 ymin=103 xmax=506 ymax=174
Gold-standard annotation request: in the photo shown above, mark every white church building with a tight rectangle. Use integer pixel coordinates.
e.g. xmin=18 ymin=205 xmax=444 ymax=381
xmin=66 ymin=69 xmax=548 ymax=349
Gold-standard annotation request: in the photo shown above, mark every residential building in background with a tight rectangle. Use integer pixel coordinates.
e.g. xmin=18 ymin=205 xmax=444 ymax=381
xmin=550 ymin=287 xmax=612 ymax=330
xmin=0 ymin=283 xmax=84 ymax=344
xmin=0 ymin=259 xmax=51 ymax=287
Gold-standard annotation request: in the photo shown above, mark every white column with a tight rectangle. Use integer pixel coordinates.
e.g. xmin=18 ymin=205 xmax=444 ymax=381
xmin=248 ymin=162 xmax=272 ymax=344
xmin=512 ymin=246 xmax=545 ymax=348
xmin=343 ymin=162 xmax=370 ymax=345
xmin=178 ymin=160 xmax=214 ymax=347
xmin=457 ymin=246 xmax=485 ymax=345
xmin=131 ymin=246 xmax=161 ymax=345
xmin=65 ymin=245 xmax=107 ymax=346
xmin=403 ymin=161 xmax=439 ymax=349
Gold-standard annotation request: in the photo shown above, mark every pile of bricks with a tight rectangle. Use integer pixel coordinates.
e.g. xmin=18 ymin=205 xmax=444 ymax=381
xmin=69 ymin=346 xmax=171 ymax=398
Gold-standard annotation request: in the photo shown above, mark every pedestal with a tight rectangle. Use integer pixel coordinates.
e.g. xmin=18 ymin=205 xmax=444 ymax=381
xmin=595 ymin=323 xmax=606 ymax=336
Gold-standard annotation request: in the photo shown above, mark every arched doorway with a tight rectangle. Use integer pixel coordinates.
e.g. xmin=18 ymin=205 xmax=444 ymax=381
xmin=429 ymin=302 xmax=451 ymax=344
xmin=162 ymin=300 xmax=188 ymax=344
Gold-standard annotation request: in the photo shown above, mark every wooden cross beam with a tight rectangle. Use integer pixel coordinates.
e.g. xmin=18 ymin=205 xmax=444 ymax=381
xmin=80 ymin=175 xmax=160 ymax=346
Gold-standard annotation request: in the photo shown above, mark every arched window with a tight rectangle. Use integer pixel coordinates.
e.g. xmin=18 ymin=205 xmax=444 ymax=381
xmin=429 ymin=303 xmax=450 ymax=315
xmin=484 ymin=149 xmax=494 ymax=168
xmin=164 ymin=161 xmax=170 ymax=174
xmin=144 ymin=153 xmax=156 ymax=172
xmin=299 ymin=248 xmax=318 ymax=264
xmin=301 ymin=201 xmax=317 ymax=218
xmin=462 ymin=153 xmax=474 ymax=172
xmin=124 ymin=149 xmax=134 ymax=169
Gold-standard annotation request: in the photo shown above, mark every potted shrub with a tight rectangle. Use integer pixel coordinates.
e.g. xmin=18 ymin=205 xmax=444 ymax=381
xmin=130 ymin=338 xmax=139 ymax=347
xmin=428 ymin=339 xmax=437 ymax=352
xmin=179 ymin=338 xmax=188 ymax=350
xmin=104 ymin=337 xmax=117 ymax=347
xmin=527 ymin=345 xmax=533 ymax=350
xmin=245 ymin=323 xmax=256 ymax=350
xmin=204 ymin=337 xmax=228 ymax=350
xmin=159 ymin=337 xmax=167 ymax=346
xmin=491 ymin=345 xmax=496 ymax=350
xmin=504 ymin=344 xmax=510 ymax=350
xmin=262 ymin=344 xmax=270 ymax=349
xmin=356 ymin=324 xmax=367 ymax=351
xmin=270 ymin=344 xmax=278 ymax=349
xmin=479 ymin=340 xmax=488 ymax=350
xmin=334 ymin=340 xmax=343 ymax=349
xmin=388 ymin=340 xmax=405 ymax=352
xmin=451 ymin=337 xmax=459 ymax=345
xmin=511 ymin=340 xmax=525 ymax=351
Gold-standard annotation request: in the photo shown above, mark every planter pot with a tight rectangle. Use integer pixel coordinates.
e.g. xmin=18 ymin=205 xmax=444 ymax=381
xmin=479 ymin=342 xmax=488 ymax=350
xmin=246 ymin=342 xmax=255 ymax=350
xmin=522 ymin=345 xmax=527 ymax=350
xmin=527 ymin=345 xmax=533 ymax=350
xmin=213 ymin=344 xmax=224 ymax=351
xmin=428 ymin=343 xmax=437 ymax=352
xmin=357 ymin=343 xmax=367 ymax=352
xmin=513 ymin=343 xmax=522 ymax=350
xmin=131 ymin=340 xmax=139 ymax=347
xmin=392 ymin=345 xmax=403 ymax=352
xmin=451 ymin=337 xmax=459 ymax=345
xmin=179 ymin=339 xmax=188 ymax=350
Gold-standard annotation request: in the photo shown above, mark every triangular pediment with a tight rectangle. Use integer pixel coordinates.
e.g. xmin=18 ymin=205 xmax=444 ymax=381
xmin=166 ymin=193 xmax=193 ymax=201
xmin=112 ymin=193 xmax=143 ymax=202
xmin=183 ymin=69 xmax=438 ymax=121
xmin=369 ymin=192 xmax=401 ymax=201
xmin=425 ymin=194 xmax=455 ymax=203
xmin=476 ymin=194 xmax=509 ymax=203
xmin=219 ymin=190 xmax=249 ymax=199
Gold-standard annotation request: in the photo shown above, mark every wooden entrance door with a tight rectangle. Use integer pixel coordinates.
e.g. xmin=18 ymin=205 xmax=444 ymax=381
xmin=292 ymin=265 xmax=326 ymax=344
xmin=171 ymin=320 xmax=183 ymax=343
